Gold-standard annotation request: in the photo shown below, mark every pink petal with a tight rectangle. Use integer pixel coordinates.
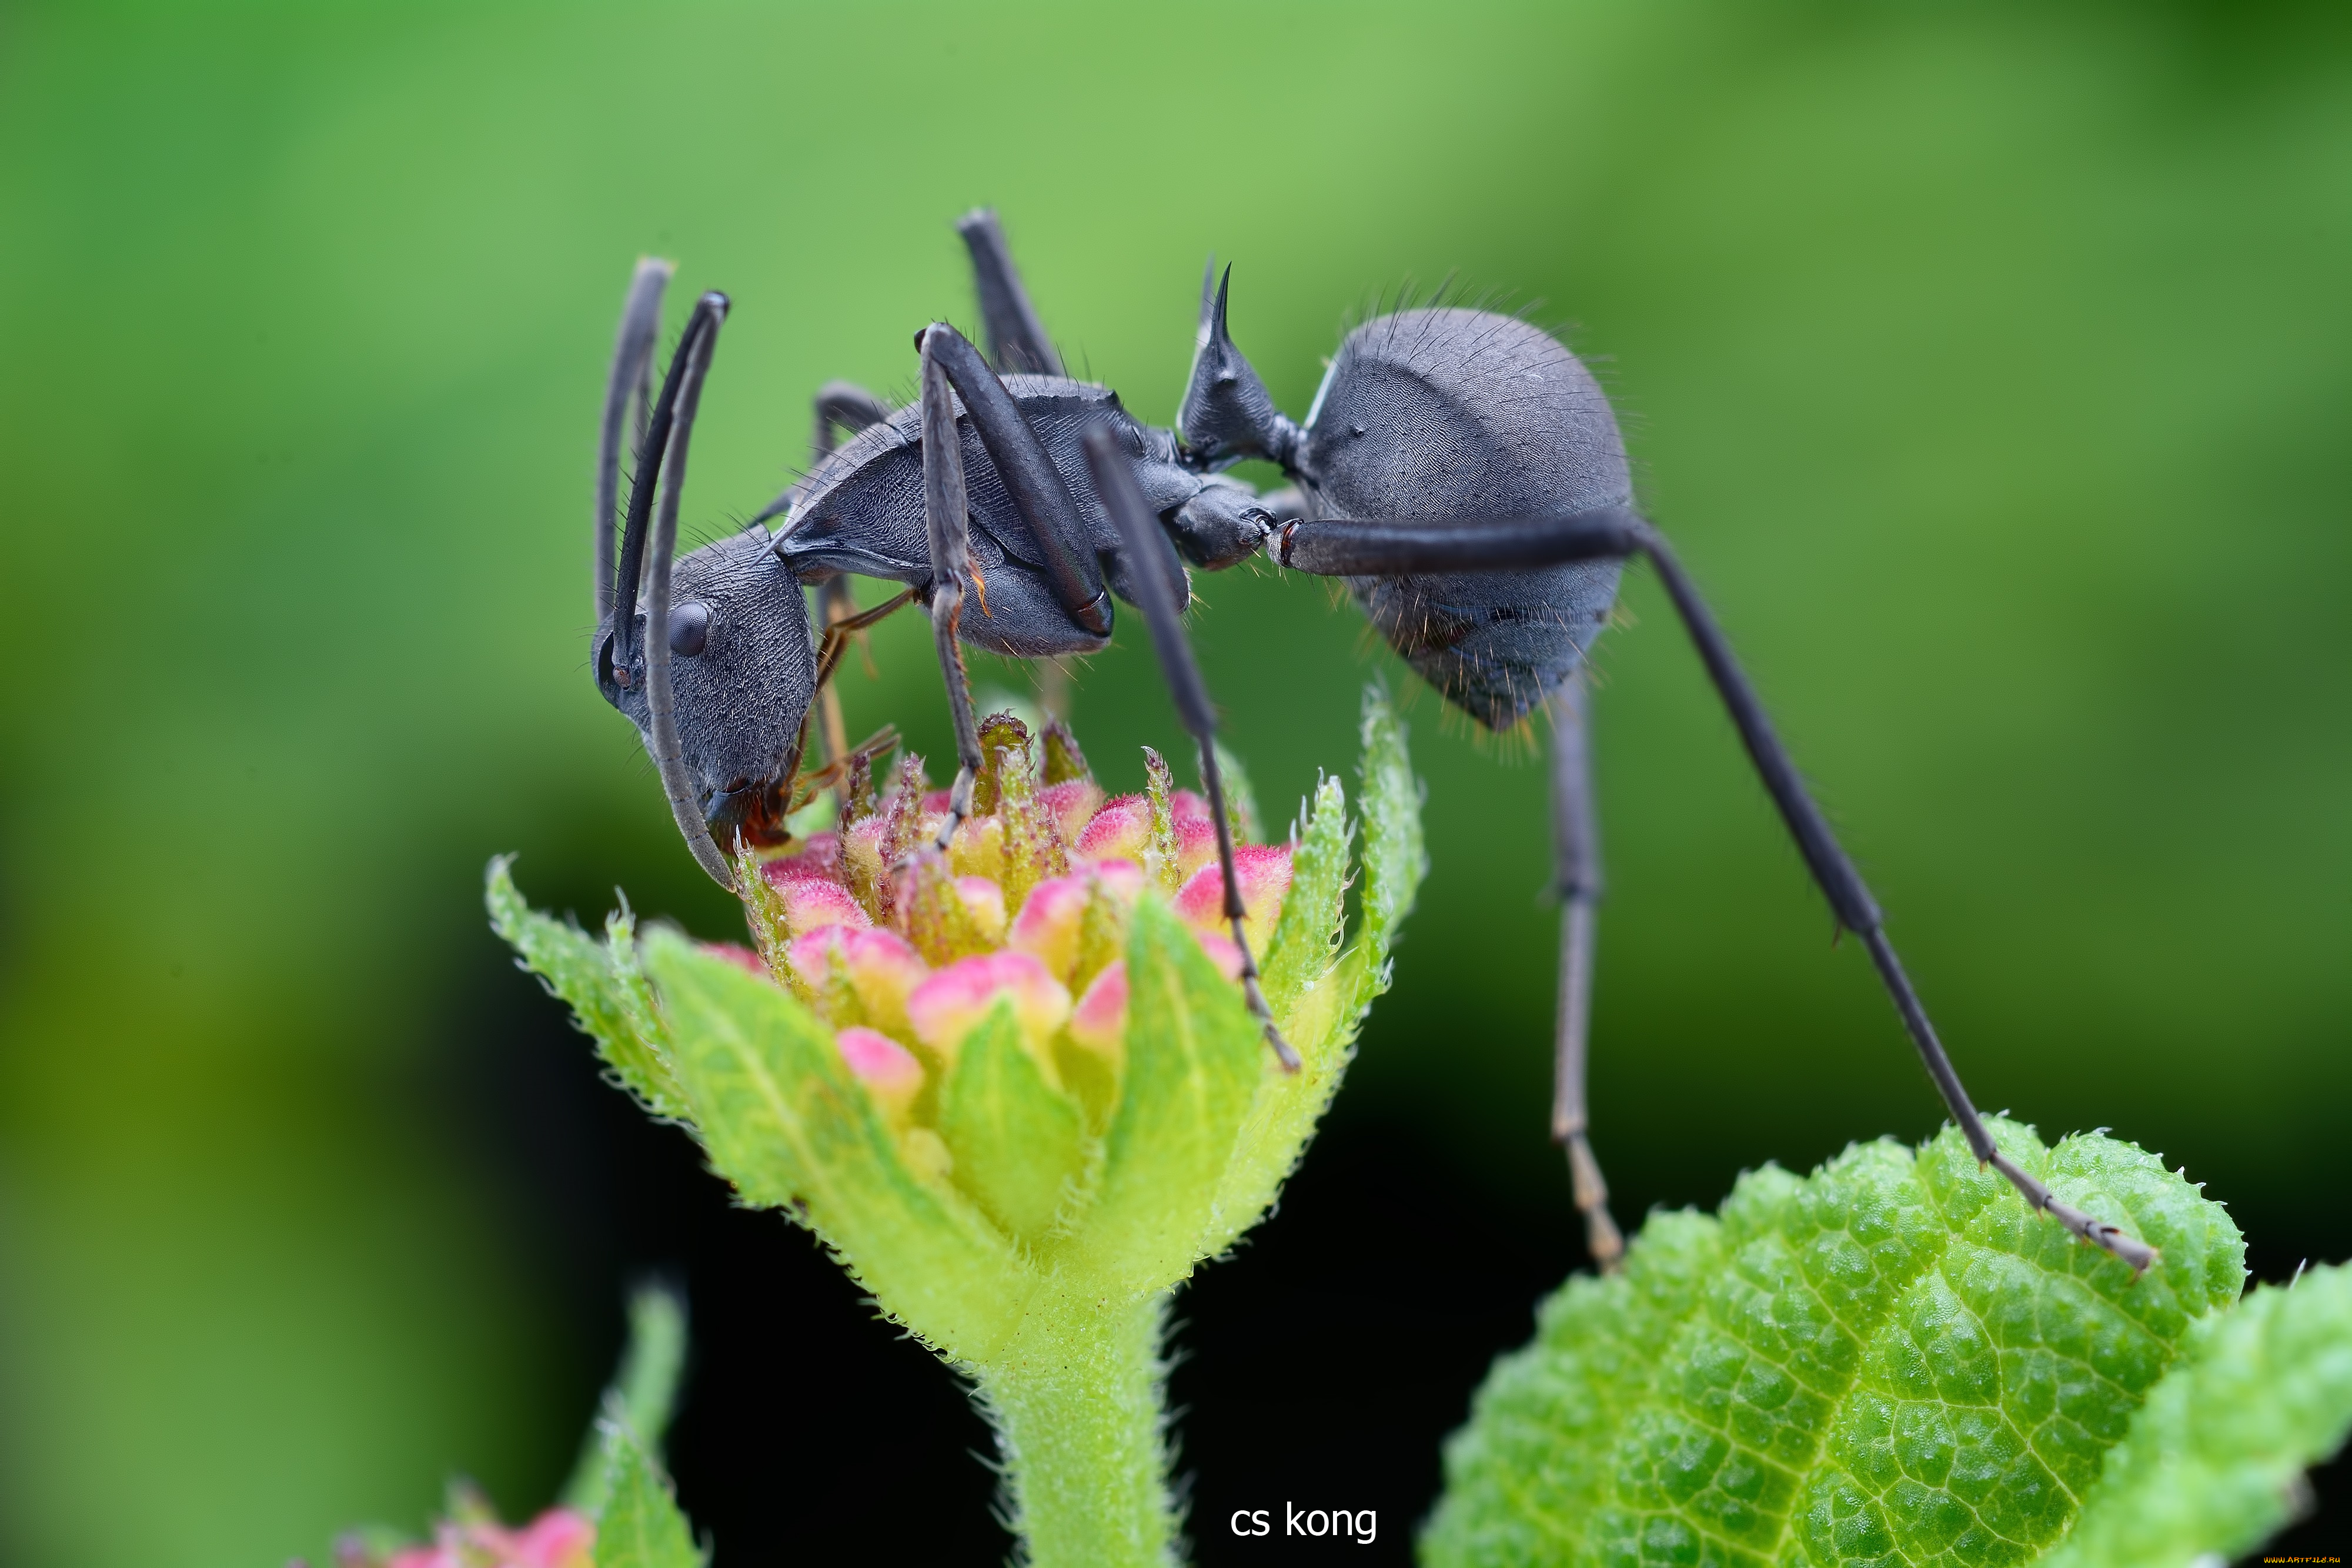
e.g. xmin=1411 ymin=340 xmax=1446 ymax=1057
xmin=1192 ymin=930 xmax=1246 ymax=981
xmin=955 ymin=875 xmax=1007 ymax=941
xmin=788 ymin=925 xmax=929 ymax=1032
xmin=906 ymin=950 xmax=1072 ymax=1058
xmin=1038 ymin=779 xmax=1105 ymax=841
xmin=763 ymin=833 xmax=841 ymax=884
xmin=1174 ymin=817 xmax=1219 ymax=877
xmin=1091 ymin=858 xmax=1146 ymax=902
xmin=1068 ymin=961 xmax=1128 ymax=1056
xmin=1006 ymin=874 xmax=1090 ymax=981
xmin=1076 ymin=792 xmax=1151 ymax=862
xmin=1174 ymin=842 xmax=1294 ymax=944
xmin=837 ymin=1026 xmax=925 ymax=1116
xmin=507 ymin=1510 xmax=595 ymax=1568
xmin=921 ymin=788 xmax=954 ymax=813
xmin=777 ymin=877 xmax=871 ymax=937
xmin=1170 ymin=788 xmax=1212 ymax=827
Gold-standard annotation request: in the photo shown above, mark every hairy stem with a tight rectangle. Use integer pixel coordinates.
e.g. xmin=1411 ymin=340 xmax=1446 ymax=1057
xmin=975 ymin=1292 xmax=1176 ymax=1568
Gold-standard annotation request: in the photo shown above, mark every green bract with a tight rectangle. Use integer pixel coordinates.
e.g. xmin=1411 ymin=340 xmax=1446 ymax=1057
xmin=1428 ymin=1120 xmax=2352 ymax=1568
xmin=489 ymin=686 xmax=1425 ymax=1568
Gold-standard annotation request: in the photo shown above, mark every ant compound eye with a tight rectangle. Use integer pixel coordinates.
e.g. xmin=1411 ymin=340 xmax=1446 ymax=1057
xmin=669 ymin=600 xmax=711 ymax=657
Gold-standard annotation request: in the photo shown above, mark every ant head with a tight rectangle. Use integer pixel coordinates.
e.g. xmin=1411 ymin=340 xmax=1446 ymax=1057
xmin=1177 ymin=263 xmax=1298 ymax=472
xmin=599 ymin=526 xmax=817 ymax=867
xmin=596 ymin=281 xmax=814 ymax=888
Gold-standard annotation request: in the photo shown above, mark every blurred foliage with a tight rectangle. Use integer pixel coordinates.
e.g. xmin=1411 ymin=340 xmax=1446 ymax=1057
xmin=0 ymin=1 xmax=2346 ymax=1564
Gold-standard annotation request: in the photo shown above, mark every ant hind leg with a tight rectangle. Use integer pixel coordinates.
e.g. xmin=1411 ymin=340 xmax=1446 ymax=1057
xmin=1548 ymin=670 xmax=1625 ymax=1273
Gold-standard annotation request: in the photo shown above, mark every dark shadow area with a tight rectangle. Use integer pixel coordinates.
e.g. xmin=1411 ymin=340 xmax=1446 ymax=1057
xmin=460 ymin=909 xmax=2349 ymax=1564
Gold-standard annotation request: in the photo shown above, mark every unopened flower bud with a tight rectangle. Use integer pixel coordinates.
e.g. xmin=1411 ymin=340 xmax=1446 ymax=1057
xmin=1067 ymin=960 xmax=1127 ymax=1059
xmin=1174 ymin=816 xmax=1218 ymax=878
xmin=1075 ymin=793 xmax=1151 ymax=863
xmin=907 ymin=951 xmax=1072 ymax=1063
xmin=837 ymin=1026 xmax=924 ymax=1119
xmin=956 ymin=876 xmax=1007 ymax=944
xmin=788 ymin=925 xmax=929 ymax=1035
xmin=1192 ymin=930 xmax=1245 ymax=981
xmin=1174 ymin=842 xmax=1294 ymax=952
xmin=1038 ymin=778 xmax=1104 ymax=841
xmin=947 ymin=813 xmax=1006 ymax=884
xmin=762 ymin=864 xmax=872 ymax=937
xmin=1007 ymin=874 xmax=1089 ymax=981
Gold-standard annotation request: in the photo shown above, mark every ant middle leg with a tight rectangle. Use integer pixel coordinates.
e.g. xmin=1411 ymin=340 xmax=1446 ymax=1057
xmin=1276 ymin=506 xmax=2157 ymax=1271
xmin=915 ymin=331 xmax=987 ymax=849
xmin=1547 ymin=670 xmax=1625 ymax=1272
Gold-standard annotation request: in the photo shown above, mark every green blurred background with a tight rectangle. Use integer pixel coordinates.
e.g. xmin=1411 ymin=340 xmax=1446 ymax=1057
xmin=2 ymin=0 xmax=2347 ymax=1562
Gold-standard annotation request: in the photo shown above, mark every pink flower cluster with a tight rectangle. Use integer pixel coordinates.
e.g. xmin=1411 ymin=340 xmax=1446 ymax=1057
xmin=340 ymin=1507 xmax=592 ymax=1568
xmin=713 ymin=731 xmax=1293 ymax=1111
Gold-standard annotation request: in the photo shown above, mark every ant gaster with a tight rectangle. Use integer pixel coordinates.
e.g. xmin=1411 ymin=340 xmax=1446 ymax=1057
xmin=590 ymin=210 xmax=2153 ymax=1275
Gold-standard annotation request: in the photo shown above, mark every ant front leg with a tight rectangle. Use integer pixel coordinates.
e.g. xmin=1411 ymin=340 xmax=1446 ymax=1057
xmin=1278 ymin=507 xmax=2159 ymax=1272
xmin=1083 ymin=429 xmax=1298 ymax=1071
xmin=1548 ymin=668 xmax=1625 ymax=1272
xmin=801 ymin=384 xmax=894 ymax=787
xmin=917 ymin=332 xmax=988 ymax=850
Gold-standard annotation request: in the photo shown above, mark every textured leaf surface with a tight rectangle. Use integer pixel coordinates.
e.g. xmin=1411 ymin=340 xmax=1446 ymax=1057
xmin=1426 ymin=1121 xmax=2259 ymax=1568
xmin=1354 ymin=681 xmax=1425 ymax=988
xmin=2035 ymin=1262 xmax=2352 ymax=1568
xmin=641 ymin=931 xmax=1019 ymax=1360
xmin=594 ymin=1419 xmax=705 ymax=1568
xmin=1259 ymin=773 xmax=1351 ymax=1021
xmin=485 ymin=858 xmax=688 ymax=1118
xmin=1084 ymin=897 xmax=1262 ymax=1295
xmin=563 ymin=1283 xmax=689 ymax=1515
xmin=938 ymin=1001 xmax=1087 ymax=1243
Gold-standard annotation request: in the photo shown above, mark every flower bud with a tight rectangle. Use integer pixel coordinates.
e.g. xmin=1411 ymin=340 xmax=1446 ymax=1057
xmin=1173 ymin=842 xmax=1294 ymax=952
xmin=788 ymin=924 xmax=929 ymax=1035
xmin=761 ymin=863 xmax=871 ymax=937
xmin=896 ymin=852 xmax=997 ymax=965
xmin=1174 ymin=816 xmax=1219 ymax=878
xmin=1075 ymin=792 xmax=1151 ymax=864
xmin=768 ymin=831 xmax=841 ymax=882
xmin=1067 ymin=960 xmax=1127 ymax=1058
xmin=1038 ymin=778 xmax=1104 ymax=842
xmin=947 ymin=813 xmax=1005 ymax=884
xmin=907 ymin=951 xmax=1072 ymax=1065
xmin=837 ymin=1026 xmax=924 ymax=1120
xmin=1006 ymin=874 xmax=1089 ymax=981
xmin=1192 ymin=930 xmax=1246 ymax=981
xmin=956 ymin=875 xmax=1007 ymax=944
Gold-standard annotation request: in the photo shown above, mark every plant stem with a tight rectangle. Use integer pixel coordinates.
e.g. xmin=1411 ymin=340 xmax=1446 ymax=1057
xmin=976 ymin=1290 xmax=1175 ymax=1568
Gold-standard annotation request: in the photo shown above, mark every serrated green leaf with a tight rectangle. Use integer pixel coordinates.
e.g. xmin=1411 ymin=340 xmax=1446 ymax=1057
xmin=486 ymin=858 xmax=689 ymax=1118
xmin=1354 ymin=681 xmax=1425 ymax=989
xmin=1425 ymin=1119 xmax=2251 ymax=1568
xmin=563 ymin=1284 xmax=689 ymax=1515
xmin=1258 ymin=774 xmax=1350 ymax=1025
xmin=1080 ymin=897 xmax=1262 ymax=1295
xmin=594 ymin=1419 xmax=705 ymax=1568
xmin=642 ymin=931 xmax=1020 ymax=1360
xmin=1208 ymin=740 xmax=1261 ymax=843
xmin=938 ymin=1000 xmax=1088 ymax=1243
xmin=1205 ymin=687 xmax=1426 ymax=1265
xmin=2036 ymin=1262 xmax=2352 ymax=1568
